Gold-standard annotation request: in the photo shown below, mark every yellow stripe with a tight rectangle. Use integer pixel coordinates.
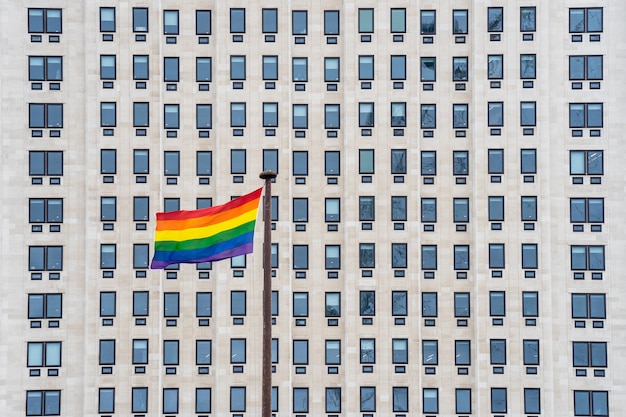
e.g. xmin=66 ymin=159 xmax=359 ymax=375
xmin=155 ymin=208 xmax=258 ymax=242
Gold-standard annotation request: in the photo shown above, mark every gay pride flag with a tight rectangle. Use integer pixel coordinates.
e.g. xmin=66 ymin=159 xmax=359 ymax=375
xmin=150 ymin=188 xmax=263 ymax=269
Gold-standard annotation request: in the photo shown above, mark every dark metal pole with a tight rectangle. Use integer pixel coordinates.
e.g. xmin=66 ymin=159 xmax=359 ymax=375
xmin=259 ymin=170 xmax=276 ymax=417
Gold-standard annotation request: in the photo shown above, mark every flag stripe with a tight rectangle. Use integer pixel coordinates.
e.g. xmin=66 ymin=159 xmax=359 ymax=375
xmin=156 ymin=198 xmax=260 ymax=231
xmin=154 ymin=221 xmax=255 ymax=252
xmin=150 ymin=242 xmax=254 ymax=269
xmin=152 ymin=231 xmax=254 ymax=263
xmin=157 ymin=188 xmax=262 ymax=221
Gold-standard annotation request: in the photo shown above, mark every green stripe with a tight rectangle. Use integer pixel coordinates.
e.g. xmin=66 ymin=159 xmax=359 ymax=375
xmin=155 ymin=220 xmax=256 ymax=252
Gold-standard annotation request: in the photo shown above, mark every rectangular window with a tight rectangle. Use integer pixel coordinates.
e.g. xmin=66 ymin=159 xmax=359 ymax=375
xmin=453 ymin=151 xmax=469 ymax=176
xmin=325 ymin=57 xmax=340 ymax=82
xmin=196 ymin=388 xmax=211 ymax=413
xmin=326 ymin=387 xmax=341 ymax=413
xmin=29 ymin=56 xmax=63 ymax=81
xmin=358 ymin=56 xmax=374 ymax=80
xmin=196 ymin=340 xmax=212 ymax=365
xmin=525 ymin=389 xmax=541 ymax=415
xmin=164 ymin=151 xmax=179 ymax=176
xmin=571 ymin=246 xmax=605 ymax=270
xmin=262 ymin=103 xmax=278 ymax=128
xmin=454 ymin=292 xmax=470 ymax=317
xmin=359 ymin=149 xmax=374 ymax=174
xmin=421 ymin=198 xmax=437 ymax=223
xmin=453 ymin=198 xmax=469 ymax=222
xmin=164 ymin=104 xmax=179 ymax=129
xmin=230 ymin=55 xmax=245 ymax=80
xmin=26 ymin=391 xmax=61 ymax=416
xmin=491 ymin=388 xmax=507 ymax=413
xmin=325 ymin=104 xmax=340 ymax=129
xmin=133 ymin=55 xmax=149 ymax=80
xmin=392 ymin=291 xmax=407 ymax=317
xmin=453 ymin=10 xmax=468 ymax=34
xmin=453 ymin=57 xmax=468 ymax=81
xmin=421 ymin=151 xmax=436 ymax=175
xmin=572 ymin=293 xmax=606 ymax=319
xmin=132 ymin=387 xmax=148 ymax=413
xmin=325 ymin=340 xmax=341 ymax=365
xmin=423 ymin=388 xmax=439 ymax=414
xmin=262 ymin=56 xmax=278 ymax=80
xmin=391 ymin=149 xmax=406 ymax=174
xmin=261 ymin=149 xmax=278 ymax=174
xmin=29 ymin=103 xmax=63 ymax=128
xmin=99 ymin=388 xmax=115 ymax=414
xmin=360 ymin=387 xmax=376 ymax=412
xmin=570 ymin=56 xmax=603 ymax=80
xmin=453 ymin=104 xmax=468 ymax=128
xmin=421 ymin=10 xmax=436 ymax=35
xmin=28 ymin=9 xmax=62 ymax=34
xmin=325 ymin=10 xmax=340 ymax=35
xmin=521 ymin=7 xmax=536 ymax=32
xmin=293 ymin=388 xmax=309 ymax=413
xmin=29 ymin=293 xmax=62 ymax=319
xmin=325 ymin=292 xmax=341 ymax=317
xmin=358 ymin=9 xmax=374 ymax=33
xmin=454 ymin=245 xmax=469 ymax=270
xmin=132 ymin=339 xmax=148 ymax=364
xmin=359 ymin=244 xmax=375 ymax=268
xmin=489 ymin=196 xmax=504 ymax=221
xmin=393 ymin=387 xmax=408 ymax=412
xmin=230 ymin=387 xmax=246 ymax=412
xmin=570 ymin=8 xmax=603 ymax=33
xmin=262 ymin=9 xmax=277 ymax=33
xmin=230 ymin=8 xmax=245 ymax=33
xmin=488 ymin=7 xmax=504 ymax=32
xmin=292 ymin=104 xmax=308 ymax=128
xmin=359 ymin=196 xmax=375 ymax=221
xmin=420 ymin=104 xmax=436 ymax=128
xmin=292 ymin=58 xmax=308 ymax=82
xmin=521 ymin=102 xmax=536 ymax=126
xmin=455 ymin=340 xmax=471 ymax=365
xmin=133 ymin=8 xmax=148 ymax=32
xmin=521 ymin=149 xmax=537 ymax=174
xmin=100 ymin=102 xmax=116 ymax=127
xmin=27 ymin=341 xmax=61 ymax=368
xmin=391 ymin=196 xmax=407 ymax=221
xmin=29 ymin=198 xmax=63 ymax=223
xmin=391 ymin=9 xmax=406 ymax=33
xmin=524 ymin=339 xmax=540 ymax=365
xmin=196 ymin=104 xmax=212 ymax=129
xmin=570 ymin=103 xmax=603 ymax=128
xmin=420 ymin=57 xmax=436 ymax=82
xmin=489 ymin=244 xmax=505 ymax=269
xmin=570 ymin=150 xmax=603 ymax=175
xmin=488 ymin=149 xmax=504 ymax=174
xmin=523 ymin=292 xmax=539 ymax=317
xmin=491 ymin=339 xmax=507 ymax=365
xmin=133 ymin=197 xmax=149 ymax=222
xmin=293 ymin=245 xmax=308 ymax=269
xmin=196 ymin=10 xmax=211 ymax=35
xmin=574 ymin=391 xmax=608 ymax=416
xmin=359 ymin=291 xmax=375 ymax=317
xmin=196 ymin=292 xmax=212 ymax=318
xmin=422 ymin=292 xmax=437 ymax=317
xmin=230 ymin=339 xmax=246 ymax=364
xmin=359 ymin=103 xmax=375 ymax=127
xmin=392 ymin=243 xmax=407 ymax=268
xmin=196 ymin=57 xmax=212 ymax=82
xmin=571 ymin=198 xmax=604 ymax=223
xmin=325 ymin=151 xmax=340 ymax=176
xmin=163 ymin=340 xmax=179 ymax=366
xmin=292 ymin=11 xmax=307 ymax=35
xmin=163 ymin=293 xmax=179 ymax=317
xmin=133 ymin=244 xmax=149 ymax=269
xmin=163 ymin=10 xmax=178 ymax=35
xmin=488 ymin=102 xmax=504 ymax=126
xmin=422 ymin=245 xmax=437 ymax=270
xmin=489 ymin=291 xmax=505 ymax=316
xmin=521 ymin=54 xmax=536 ymax=79
xmin=293 ymin=340 xmax=308 ymax=365
xmin=391 ymin=103 xmax=406 ymax=127
xmin=133 ymin=292 xmax=148 ymax=317
xmin=391 ymin=55 xmax=406 ymax=80
xmin=29 ymin=246 xmax=62 ymax=271
xmin=325 ymin=245 xmax=340 ymax=269
xmin=488 ymin=55 xmax=503 ymax=79
xmin=456 ymin=389 xmax=471 ymax=414
xmin=230 ymin=291 xmax=246 ymax=316
xmin=29 ymin=151 xmax=63 ymax=177
xmin=360 ymin=339 xmax=375 ymax=364
xmin=230 ymin=103 xmax=246 ymax=127
xmin=293 ymin=198 xmax=308 ymax=223
xmin=163 ymin=57 xmax=179 ymax=82
xmin=522 ymin=243 xmax=538 ymax=269
xmin=422 ymin=340 xmax=438 ymax=365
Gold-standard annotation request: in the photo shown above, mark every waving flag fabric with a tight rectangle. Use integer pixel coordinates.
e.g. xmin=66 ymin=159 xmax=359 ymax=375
xmin=150 ymin=188 xmax=263 ymax=269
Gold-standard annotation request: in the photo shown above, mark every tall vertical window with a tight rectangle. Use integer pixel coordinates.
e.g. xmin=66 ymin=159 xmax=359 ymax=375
xmin=391 ymin=149 xmax=407 ymax=174
xmin=133 ymin=8 xmax=148 ymax=32
xmin=132 ymin=388 xmax=148 ymax=413
xmin=133 ymin=55 xmax=148 ymax=80
xmin=422 ymin=245 xmax=437 ymax=270
xmin=453 ymin=104 xmax=468 ymax=128
xmin=454 ymin=245 xmax=469 ymax=270
xmin=420 ymin=57 xmax=436 ymax=82
xmin=359 ymin=103 xmax=374 ymax=127
xmin=488 ymin=102 xmax=504 ymax=126
xmin=163 ymin=10 xmax=179 ymax=35
xmin=230 ymin=103 xmax=246 ymax=127
xmin=325 ymin=151 xmax=340 ymax=176
xmin=453 ymin=151 xmax=469 ymax=176
xmin=325 ymin=198 xmax=340 ymax=223
xmin=230 ymin=56 xmax=246 ymax=80
xmin=262 ymin=103 xmax=278 ymax=127
xmin=488 ymin=7 xmax=504 ymax=32
xmin=164 ymin=57 xmax=179 ymax=82
xmin=522 ymin=244 xmax=539 ymax=269
xmin=421 ymin=10 xmax=436 ymax=35
xmin=324 ymin=11 xmax=340 ymax=35
xmin=164 ymin=151 xmax=179 ymax=176
xmin=359 ymin=244 xmax=375 ymax=268
xmin=292 ymin=58 xmax=308 ymax=82
xmin=196 ymin=10 xmax=211 ymax=35
xmin=230 ymin=8 xmax=245 ymax=33
xmin=164 ymin=104 xmax=179 ymax=129
xmin=358 ymin=56 xmax=374 ymax=80
xmin=520 ymin=7 xmax=536 ymax=32
xmin=391 ymin=103 xmax=406 ymax=127
xmin=359 ymin=150 xmax=374 ymax=174
xmin=521 ymin=54 xmax=537 ymax=79
xmin=420 ymin=104 xmax=436 ymax=128
xmin=488 ymin=55 xmax=503 ymax=79
xmin=324 ymin=58 xmax=340 ymax=82
xmin=391 ymin=55 xmax=406 ymax=80
xmin=292 ymin=11 xmax=307 ymax=35
xmin=453 ymin=10 xmax=468 ymax=34
xmin=359 ymin=196 xmax=375 ymax=221
xmin=358 ymin=9 xmax=374 ymax=33
xmin=491 ymin=388 xmax=507 ymax=413
xmin=263 ymin=56 xmax=278 ymax=80
xmin=391 ymin=9 xmax=406 ymax=33
xmin=326 ymin=388 xmax=341 ymax=413
xmin=197 ymin=104 xmax=212 ymax=129
xmin=196 ymin=57 xmax=212 ymax=82
xmin=262 ymin=9 xmax=277 ymax=33
xmin=100 ymin=8 xmax=115 ymax=32
xmin=292 ymin=104 xmax=308 ymax=129
xmin=325 ymin=104 xmax=340 ymax=129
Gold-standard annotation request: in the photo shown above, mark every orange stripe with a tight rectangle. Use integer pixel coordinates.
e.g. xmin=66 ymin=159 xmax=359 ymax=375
xmin=156 ymin=199 xmax=259 ymax=231
xmin=156 ymin=188 xmax=262 ymax=222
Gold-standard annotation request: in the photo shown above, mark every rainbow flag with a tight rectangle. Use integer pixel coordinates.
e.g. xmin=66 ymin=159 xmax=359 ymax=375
xmin=150 ymin=188 xmax=263 ymax=269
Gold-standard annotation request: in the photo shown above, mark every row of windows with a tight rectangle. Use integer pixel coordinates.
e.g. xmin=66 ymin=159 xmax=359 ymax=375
xmin=27 ymin=387 xmax=609 ymax=415
xmin=27 ymin=243 xmax=606 ymax=272
xmin=29 ymin=102 xmax=605 ymax=130
xmin=27 ymin=291 xmax=603 ymax=322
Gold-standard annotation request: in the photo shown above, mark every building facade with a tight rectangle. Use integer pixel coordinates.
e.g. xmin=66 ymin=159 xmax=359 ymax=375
xmin=1 ymin=0 xmax=625 ymax=416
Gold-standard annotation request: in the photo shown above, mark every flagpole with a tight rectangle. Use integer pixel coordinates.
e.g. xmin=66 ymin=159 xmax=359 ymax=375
xmin=259 ymin=170 xmax=276 ymax=417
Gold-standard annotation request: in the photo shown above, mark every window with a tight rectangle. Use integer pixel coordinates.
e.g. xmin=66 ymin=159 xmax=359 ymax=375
xmin=324 ymin=11 xmax=340 ymax=35
xmin=133 ymin=292 xmax=148 ymax=317
xmin=422 ymin=292 xmax=437 ymax=317
xmin=392 ymin=55 xmax=406 ymax=80
xmin=325 ymin=340 xmax=341 ymax=365
xmin=98 ymin=340 xmax=115 ymax=365
xmin=164 ymin=198 xmax=179 ymax=213
xmin=421 ymin=198 xmax=437 ymax=223
xmin=453 ymin=198 xmax=469 ymax=223
xmin=523 ymin=339 xmax=540 ymax=365
xmin=488 ymin=102 xmax=504 ymax=126
xmin=293 ymin=104 xmax=308 ymax=129
xmin=99 ymin=244 xmax=115 ymax=269
xmin=196 ymin=388 xmax=211 ymax=413
xmin=488 ymin=149 xmax=504 ymax=174
xmin=359 ymin=103 xmax=374 ymax=127
xmin=358 ymin=9 xmax=374 ymax=33
xmin=163 ymin=340 xmax=179 ymax=366
xmin=359 ymin=196 xmax=375 ymax=221
xmin=230 ymin=339 xmax=246 ymax=364
xmin=293 ymin=340 xmax=308 ymax=365
xmin=572 ymin=293 xmax=606 ymax=319
xmin=194 ymin=104 xmax=212 ymax=130
xmin=421 ymin=10 xmax=436 ymax=35
xmin=29 ymin=56 xmax=63 ymax=81
xmin=26 ymin=391 xmax=61 ymax=416
xmin=521 ymin=7 xmax=536 ymax=32
xmin=570 ymin=150 xmax=603 ymax=175
xmin=133 ymin=8 xmax=148 ymax=32
xmin=292 ymin=58 xmax=308 ymax=81
xmin=423 ymin=388 xmax=439 ymax=413
xmin=100 ymin=102 xmax=116 ymax=127
xmin=359 ymin=56 xmax=374 ymax=80
xmin=230 ymin=56 xmax=245 ymax=80
xmin=521 ymin=102 xmax=536 ymax=126
xmin=133 ymin=150 xmax=149 ymax=174
xmin=393 ymin=387 xmax=408 ymax=412
xmin=27 ymin=341 xmax=61 ymax=368
xmin=132 ymin=339 xmax=148 ymax=365
xmin=324 ymin=58 xmax=339 ymax=82
xmin=163 ymin=10 xmax=178 ymax=35
xmin=29 ymin=151 xmax=63 ymax=177
xmin=453 ymin=104 xmax=468 ymax=128
xmin=29 ymin=103 xmax=63 ymax=128
xmin=451 ymin=152 xmax=469 ymax=177
xmin=392 ymin=243 xmax=407 ymax=268
xmin=569 ymin=103 xmax=603 ymax=128
xmin=29 ymin=246 xmax=62 ymax=271
xmin=490 ymin=291 xmax=505 ymax=316
xmin=271 ymin=196 xmax=278 ymax=221
xmin=28 ymin=9 xmax=62 ymax=34
xmin=326 ymin=387 xmax=341 ymax=413
xmin=163 ymin=57 xmax=179 ymax=83
xmin=489 ymin=197 xmax=504 ymax=221
xmin=262 ymin=9 xmax=277 ymax=33
xmin=421 ymin=151 xmax=436 ymax=175
xmin=292 ymin=11 xmax=307 ymax=35
xmin=163 ymin=293 xmax=179 ymax=317
xmin=97 ymin=292 xmax=115 ymax=318
xmin=293 ymin=198 xmax=308 ymax=223
xmin=230 ymin=291 xmax=246 ymax=316
xmin=571 ymin=198 xmax=604 ymax=223
xmin=360 ymin=291 xmax=375 ymax=316
xmin=164 ymin=151 xmax=179 ymax=176
xmin=261 ymin=149 xmax=278 ymax=174
xmin=570 ymin=8 xmax=603 ymax=33
xmin=325 ymin=104 xmax=340 ymax=129
xmin=29 ymin=294 xmax=62 ymax=319
xmin=390 ymin=149 xmax=406 ymax=174
xmin=521 ymin=149 xmax=537 ymax=174
xmin=196 ymin=340 xmax=212 ymax=365
xmin=570 ymin=56 xmax=603 ymax=80
xmin=574 ymin=342 xmax=607 ymax=368
xmin=456 ymin=389 xmax=472 ymax=414
xmin=420 ymin=57 xmax=436 ymax=82
xmin=454 ymin=245 xmax=469 ymax=270
xmin=359 ymin=149 xmax=374 ymax=174
xmin=196 ymin=10 xmax=211 ymax=35
xmin=453 ymin=10 xmax=468 ymax=34
xmin=325 ymin=151 xmax=340 ymax=176
xmin=196 ymin=57 xmax=212 ymax=82
xmin=490 ymin=339 xmax=506 ymax=364
xmin=422 ymin=340 xmax=438 ymax=365
xmin=325 ymin=245 xmax=340 ymax=269
xmin=454 ymin=293 xmax=470 ymax=318
xmin=421 ymin=104 xmax=436 ymax=128
xmin=453 ymin=57 xmax=468 ymax=81
xmin=523 ymin=292 xmax=539 ymax=317
xmin=422 ymin=245 xmax=437 ymax=270
xmin=230 ymin=103 xmax=246 ymax=127
xmin=262 ymin=56 xmax=278 ymax=80
xmin=100 ymin=7 xmax=115 ymax=32
xmin=164 ymin=104 xmax=179 ymax=129
xmin=522 ymin=244 xmax=538 ymax=269
xmin=359 ymin=244 xmax=375 ymax=268
xmin=573 ymin=391 xmax=608 ymax=416
xmin=521 ymin=54 xmax=536 ymax=79
xmin=133 ymin=55 xmax=149 ymax=80
xmin=133 ymin=244 xmax=149 ymax=269
xmin=571 ymin=246 xmax=605 ymax=270
xmin=262 ymin=103 xmax=278 ymax=128
xmin=293 ymin=245 xmax=308 ymax=269
xmin=391 ymin=196 xmax=407 ymax=221
xmin=488 ymin=55 xmax=503 ymax=79
xmin=488 ymin=7 xmax=504 ymax=32
xmin=392 ymin=291 xmax=407 ymax=317
xmin=360 ymin=387 xmax=376 ymax=412
xmin=99 ymin=388 xmax=114 ymax=414
xmin=491 ymin=388 xmax=507 ymax=413
xmin=390 ymin=103 xmax=406 ymax=127
xmin=230 ymin=8 xmax=245 ymax=33
xmin=293 ymin=292 xmax=309 ymax=317
xmin=488 ymin=244 xmax=505 ymax=270
xmin=455 ymin=340 xmax=471 ymax=365
xmin=325 ymin=292 xmax=340 ymax=317
xmin=30 ymin=198 xmax=63 ymax=223
xmin=293 ymin=388 xmax=309 ymax=413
